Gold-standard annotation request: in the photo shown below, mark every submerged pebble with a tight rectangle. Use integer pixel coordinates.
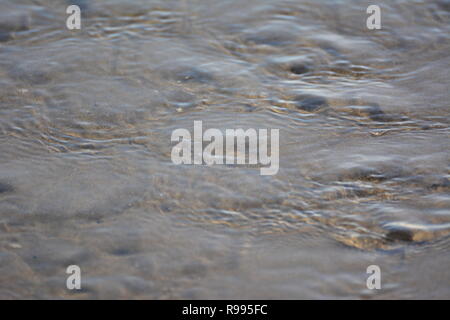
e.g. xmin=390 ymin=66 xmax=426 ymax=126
xmin=385 ymin=226 xmax=414 ymax=242
xmin=68 ymin=0 xmax=89 ymax=12
xmin=365 ymin=104 xmax=395 ymax=122
xmin=430 ymin=177 xmax=450 ymax=191
xmin=349 ymin=104 xmax=384 ymax=119
xmin=438 ymin=0 xmax=450 ymax=11
xmin=0 ymin=0 xmax=448 ymax=300
xmin=338 ymin=103 xmax=406 ymax=122
xmin=0 ymin=182 xmax=14 ymax=194
xmin=383 ymin=222 xmax=450 ymax=243
xmin=0 ymin=12 xmax=29 ymax=43
xmin=0 ymin=14 xmax=30 ymax=33
xmin=289 ymin=63 xmax=310 ymax=75
xmin=0 ymin=32 xmax=12 ymax=42
xmin=294 ymin=95 xmax=328 ymax=112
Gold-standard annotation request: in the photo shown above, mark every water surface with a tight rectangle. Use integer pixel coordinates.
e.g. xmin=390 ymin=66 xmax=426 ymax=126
xmin=0 ymin=0 xmax=449 ymax=299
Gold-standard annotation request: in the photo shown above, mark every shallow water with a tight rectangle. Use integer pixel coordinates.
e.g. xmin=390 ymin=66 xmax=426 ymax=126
xmin=0 ymin=0 xmax=449 ymax=299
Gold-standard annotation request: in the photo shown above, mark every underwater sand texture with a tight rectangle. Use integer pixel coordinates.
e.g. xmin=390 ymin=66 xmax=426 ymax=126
xmin=0 ymin=0 xmax=449 ymax=299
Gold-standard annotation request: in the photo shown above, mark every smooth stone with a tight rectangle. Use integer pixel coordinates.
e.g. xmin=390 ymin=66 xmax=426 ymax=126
xmin=341 ymin=105 xmax=383 ymax=118
xmin=289 ymin=63 xmax=310 ymax=75
xmin=366 ymin=104 xmax=391 ymax=122
xmin=385 ymin=226 xmax=414 ymax=242
xmin=430 ymin=178 xmax=450 ymax=191
xmin=365 ymin=104 xmax=406 ymax=122
xmin=438 ymin=0 xmax=450 ymax=11
xmin=0 ymin=14 xmax=30 ymax=33
xmin=294 ymin=95 xmax=328 ymax=112
xmin=382 ymin=222 xmax=450 ymax=243
xmin=0 ymin=32 xmax=12 ymax=42
xmin=68 ymin=0 xmax=89 ymax=12
xmin=0 ymin=182 xmax=14 ymax=194
xmin=340 ymin=103 xmax=405 ymax=122
xmin=342 ymin=104 xmax=387 ymax=121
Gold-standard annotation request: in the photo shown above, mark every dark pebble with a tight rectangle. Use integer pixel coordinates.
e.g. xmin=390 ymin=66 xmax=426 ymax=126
xmin=364 ymin=104 xmax=386 ymax=121
xmin=295 ymin=95 xmax=328 ymax=112
xmin=366 ymin=104 xmax=406 ymax=122
xmin=0 ymin=32 xmax=12 ymax=42
xmin=341 ymin=103 xmax=405 ymax=122
xmin=0 ymin=14 xmax=30 ymax=33
xmin=430 ymin=178 xmax=450 ymax=191
xmin=438 ymin=0 xmax=450 ymax=11
xmin=385 ymin=226 xmax=414 ymax=242
xmin=289 ymin=63 xmax=310 ymax=75
xmin=69 ymin=0 xmax=89 ymax=12
xmin=0 ymin=182 xmax=14 ymax=194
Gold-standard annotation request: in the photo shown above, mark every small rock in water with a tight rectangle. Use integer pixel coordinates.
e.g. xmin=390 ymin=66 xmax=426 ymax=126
xmin=0 ymin=32 xmax=12 ymax=42
xmin=365 ymin=104 xmax=406 ymax=122
xmin=294 ymin=95 xmax=328 ymax=112
xmin=366 ymin=104 xmax=389 ymax=121
xmin=382 ymin=221 xmax=450 ymax=243
xmin=339 ymin=103 xmax=405 ymax=122
xmin=340 ymin=103 xmax=386 ymax=121
xmin=437 ymin=0 xmax=450 ymax=11
xmin=68 ymin=0 xmax=89 ymax=12
xmin=385 ymin=227 xmax=414 ymax=242
xmin=0 ymin=13 xmax=30 ymax=33
xmin=0 ymin=12 xmax=29 ymax=42
xmin=0 ymin=182 xmax=14 ymax=194
xmin=289 ymin=63 xmax=310 ymax=75
xmin=430 ymin=177 xmax=450 ymax=191
xmin=382 ymin=222 xmax=442 ymax=243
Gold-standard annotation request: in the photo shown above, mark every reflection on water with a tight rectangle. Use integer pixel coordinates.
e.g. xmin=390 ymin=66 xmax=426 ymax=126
xmin=0 ymin=0 xmax=449 ymax=299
